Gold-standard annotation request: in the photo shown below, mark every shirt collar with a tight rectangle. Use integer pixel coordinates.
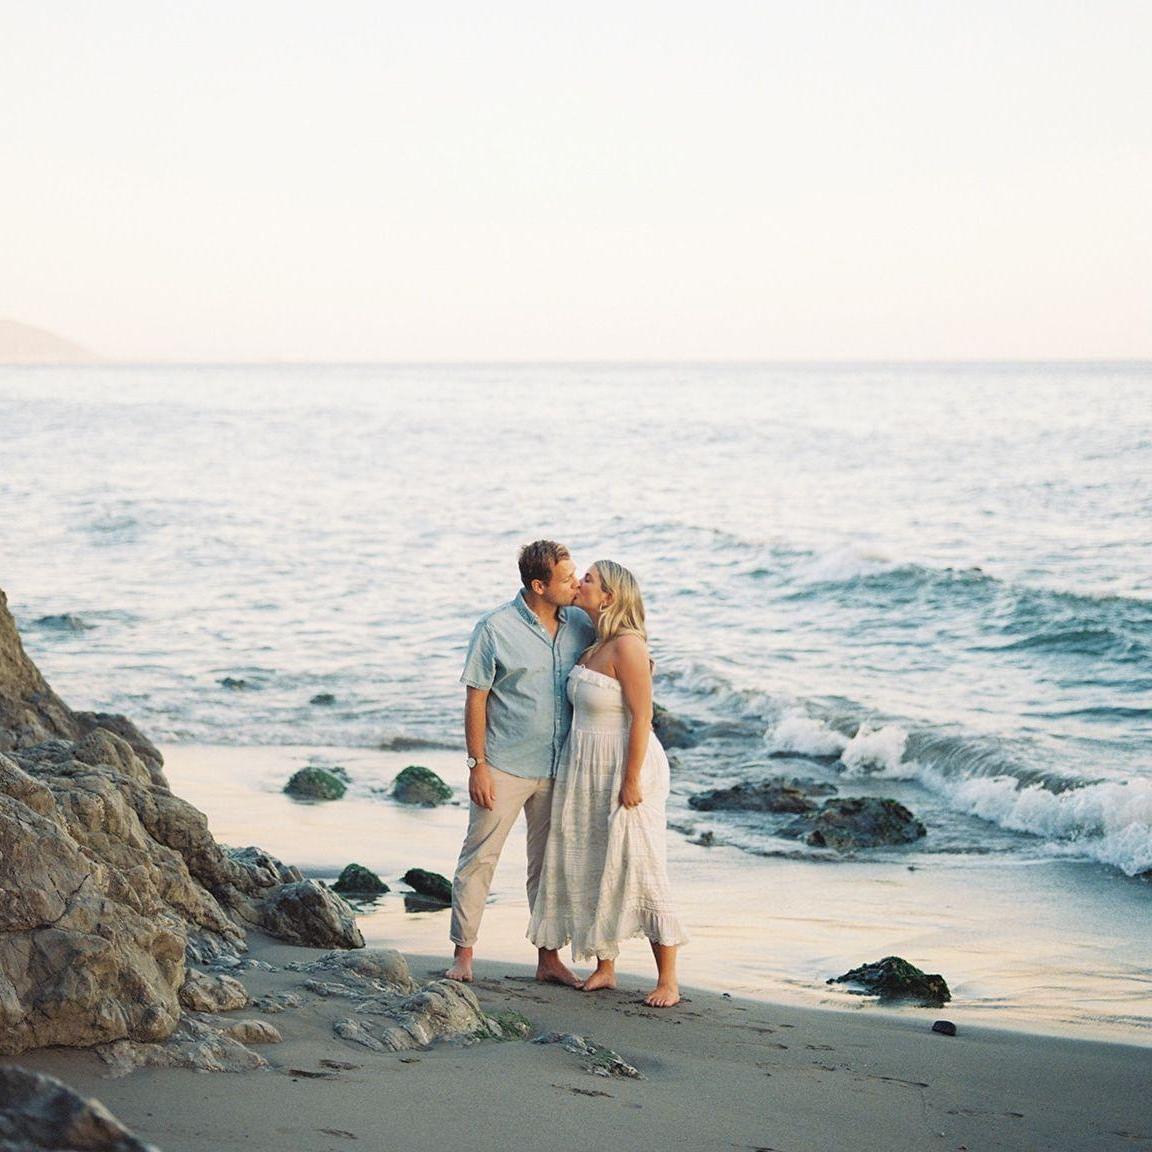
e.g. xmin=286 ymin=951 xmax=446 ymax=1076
xmin=514 ymin=589 xmax=567 ymax=630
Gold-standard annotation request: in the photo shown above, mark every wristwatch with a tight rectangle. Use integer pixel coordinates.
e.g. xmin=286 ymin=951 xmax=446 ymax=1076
xmin=466 ymin=756 xmax=484 ymax=769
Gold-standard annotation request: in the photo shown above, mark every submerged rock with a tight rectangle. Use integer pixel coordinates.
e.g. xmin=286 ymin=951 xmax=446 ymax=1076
xmin=217 ymin=677 xmax=251 ymax=690
xmin=689 ymin=776 xmax=836 ymax=814
xmin=333 ymin=863 xmax=389 ymax=894
xmin=33 ymin=612 xmax=95 ymax=632
xmin=391 ymin=765 xmax=452 ymax=806
xmin=284 ymin=766 xmax=347 ymax=800
xmin=782 ymin=797 xmax=926 ymax=850
xmin=402 ymin=868 xmax=452 ymax=904
xmin=0 ymin=1065 xmax=160 ymax=1151
xmin=310 ymin=692 xmax=337 ymax=706
xmin=652 ymin=703 xmax=701 ymax=750
xmin=828 ymin=956 xmax=951 ymax=1007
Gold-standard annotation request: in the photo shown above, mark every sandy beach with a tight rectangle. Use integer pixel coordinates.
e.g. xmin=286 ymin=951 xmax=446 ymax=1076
xmin=156 ymin=744 xmax=1152 ymax=1046
xmin=16 ymin=930 xmax=1151 ymax=1152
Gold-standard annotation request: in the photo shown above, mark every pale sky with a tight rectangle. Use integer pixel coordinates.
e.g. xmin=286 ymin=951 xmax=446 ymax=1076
xmin=2 ymin=2 xmax=1150 ymax=361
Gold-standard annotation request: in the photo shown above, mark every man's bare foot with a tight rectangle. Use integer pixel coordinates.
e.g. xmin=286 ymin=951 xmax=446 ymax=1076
xmin=643 ymin=983 xmax=680 ymax=1007
xmin=445 ymin=945 xmax=473 ymax=982
xmin=536 ymin=950 xmax=582 ymax=988
xmin=581 ymin=962 xmax=617 ymax=993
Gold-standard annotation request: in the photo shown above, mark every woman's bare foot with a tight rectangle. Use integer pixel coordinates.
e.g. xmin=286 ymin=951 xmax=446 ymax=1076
xmin=581 ymin=960 xmax=617 ymax=992
xmin=644 ymin=982 xmax=680 ymax=1007
xmin=536 ymin=949 xmax=582 ymax=988
xmin=445 ymin=945 xmax=473 ymax=982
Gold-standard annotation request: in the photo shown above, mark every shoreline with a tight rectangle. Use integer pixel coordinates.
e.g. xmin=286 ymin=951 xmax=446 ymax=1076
xmin=158 ymin=743 xmax=1152 ymax=1048
xmin=14 ymin=933 xmax=1152 ymax=1152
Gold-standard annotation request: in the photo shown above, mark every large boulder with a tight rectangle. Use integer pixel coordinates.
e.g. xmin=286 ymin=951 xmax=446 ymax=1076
xmin=0 ymin=1066 xmax=161 ymax=1151
xmin=689 ymin=777 xmax=836 ymax=814
xmin=782 ymin=796 xmax=926 ymax=850
xmin=827 ymin=955 xmax=951 ymax=1007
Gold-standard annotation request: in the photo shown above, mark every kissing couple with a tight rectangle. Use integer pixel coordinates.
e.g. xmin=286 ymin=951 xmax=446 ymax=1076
xmin=445 ymin=539 xmax=688 ymax=1007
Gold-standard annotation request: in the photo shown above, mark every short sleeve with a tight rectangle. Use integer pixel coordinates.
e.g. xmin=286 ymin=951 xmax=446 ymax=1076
xmin=460 ymin=620 xmax=497 ymax=689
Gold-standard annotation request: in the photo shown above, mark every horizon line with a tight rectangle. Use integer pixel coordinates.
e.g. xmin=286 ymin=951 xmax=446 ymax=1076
xmin=4 ymin=355 xmax=1152 ymax=369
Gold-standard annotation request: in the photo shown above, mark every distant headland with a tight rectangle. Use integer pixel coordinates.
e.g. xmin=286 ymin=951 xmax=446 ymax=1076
xmin=0 ymin=318 xmax=96 ymax=363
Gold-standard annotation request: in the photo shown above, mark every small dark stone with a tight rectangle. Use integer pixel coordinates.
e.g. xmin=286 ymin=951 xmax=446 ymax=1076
xmin=402 ymin=868 xmax=452 ymax=903
xmin=828 ymin=956 xmax=951 ymax=1007
xmin=332 ymin=863 xmax=389 ymax=894
xmin=219 ymin=676 xmax=251 ymax=690
xmin=284 ymin=766 xmax=347 ymax=801
xmin=391 ymin=765 xmax=452 ymax=807
xmin=932 ymin=1020 xmax=957 ymax=1036
xmin=310 ymin=693 xmax=337 ymax=706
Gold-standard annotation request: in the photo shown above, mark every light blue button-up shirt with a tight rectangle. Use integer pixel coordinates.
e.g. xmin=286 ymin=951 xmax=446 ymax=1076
xmin=460 ymin=591 xmax=597 ymax=779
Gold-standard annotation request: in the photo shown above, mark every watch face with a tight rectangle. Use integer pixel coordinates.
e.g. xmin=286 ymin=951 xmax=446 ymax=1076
xmin=466 ymin=756 xmax=478 ymax=768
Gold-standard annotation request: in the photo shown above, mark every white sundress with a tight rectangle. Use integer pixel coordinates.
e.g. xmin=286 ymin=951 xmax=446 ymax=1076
xmin=528 ymin=663 xmax=688 ymax=961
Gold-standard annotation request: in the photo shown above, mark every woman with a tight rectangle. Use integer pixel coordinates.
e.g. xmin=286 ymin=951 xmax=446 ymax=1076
xmin=528 ymin=560 xmax=687 ymax=1007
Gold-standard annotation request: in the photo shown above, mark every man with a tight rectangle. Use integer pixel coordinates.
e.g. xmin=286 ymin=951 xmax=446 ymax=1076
xmin=446 ymin=539 xmax=596 ymax=985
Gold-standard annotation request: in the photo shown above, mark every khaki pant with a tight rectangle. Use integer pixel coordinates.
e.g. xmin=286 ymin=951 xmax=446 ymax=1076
xmin=449 ymin=767 xmax=554 ymax=948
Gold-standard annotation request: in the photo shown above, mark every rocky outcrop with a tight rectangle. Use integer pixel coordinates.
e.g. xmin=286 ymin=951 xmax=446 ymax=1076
xmin=828 ymin=955 xmax=951 ymax=1007
xmin=781 ymin=797 xmax=926 ymax=850
xmin=0 ymin=583 xmax=364 ymax=1059
xmin=689 ymin=777 xmax=837 ymax=814
xmin=0 ymin=1066 xmax=159 ymax=1151
xmin=391 ymin=765 xmax=452 ymax=806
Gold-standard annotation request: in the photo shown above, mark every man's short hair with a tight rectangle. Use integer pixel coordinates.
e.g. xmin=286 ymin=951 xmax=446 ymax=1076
xmin=519 ymin=540 xmax=570 ymax=589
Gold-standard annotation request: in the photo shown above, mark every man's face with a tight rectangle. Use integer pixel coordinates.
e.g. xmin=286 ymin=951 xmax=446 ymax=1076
xmin=535 ymin=558 xmax=580 ymax=607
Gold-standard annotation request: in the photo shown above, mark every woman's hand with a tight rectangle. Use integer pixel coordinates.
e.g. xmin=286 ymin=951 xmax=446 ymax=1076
xmin=619 ymin=779 xmax=643 ymax=808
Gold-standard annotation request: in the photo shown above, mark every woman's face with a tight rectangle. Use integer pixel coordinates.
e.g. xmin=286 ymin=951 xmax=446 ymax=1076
xmin=576 ymin=567 xmax=607 ymax=614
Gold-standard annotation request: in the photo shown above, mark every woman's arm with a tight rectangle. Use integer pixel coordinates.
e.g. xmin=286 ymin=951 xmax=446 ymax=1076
xmin=614 ymin=634 xmax=653 ymax=808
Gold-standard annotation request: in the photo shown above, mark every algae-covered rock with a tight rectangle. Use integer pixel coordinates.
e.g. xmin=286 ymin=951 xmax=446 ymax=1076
xmin=828 ymin=955 xmax=951 ymax=1007
xmin=333 ymin=863 xmax=389 ymax=895
xmin=402 ymin=868 xmax=452 ymax=904
xmin=284 ymin=766 xmax=347 ymax=801
xmin=391 ymin=765 xmax=452 ymax=806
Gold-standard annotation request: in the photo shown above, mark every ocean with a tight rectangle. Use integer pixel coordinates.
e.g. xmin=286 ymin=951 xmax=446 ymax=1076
xmin=2 ymin=361 xmax=1150 ymax=1039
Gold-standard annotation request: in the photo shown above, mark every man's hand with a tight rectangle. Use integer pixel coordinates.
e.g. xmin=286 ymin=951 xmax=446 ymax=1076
xmin=469 ymin=762 xmax=497 ymax=809
xmin=618 ymin=778 xmax=643 ymax=808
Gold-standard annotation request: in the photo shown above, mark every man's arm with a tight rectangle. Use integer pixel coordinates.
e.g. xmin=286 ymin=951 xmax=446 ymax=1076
xmin=464 ymin=686 xmax=496 ymax=809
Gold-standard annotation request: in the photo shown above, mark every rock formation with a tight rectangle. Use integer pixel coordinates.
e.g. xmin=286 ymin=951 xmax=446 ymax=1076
xmin=0 ymin=584 xmax=363 ymax=1059
xmin=0 ymin=1066 xmax=159 ymax=1151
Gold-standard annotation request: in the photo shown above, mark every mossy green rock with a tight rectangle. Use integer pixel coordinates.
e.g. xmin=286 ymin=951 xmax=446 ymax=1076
xmin=332 ymin=863 xmax=389 ymax=894
xmin=391 ymin=765 xmax=452 ymax=807
xmin=402 ymin=868 xmax=452 ymax=904
xmin=284 ymin=766 xmax=347 ymax=801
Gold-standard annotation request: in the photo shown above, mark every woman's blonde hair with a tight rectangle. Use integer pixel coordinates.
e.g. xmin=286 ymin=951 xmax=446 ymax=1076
xmin=590 ymin=560 xmax=647 ymax=647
